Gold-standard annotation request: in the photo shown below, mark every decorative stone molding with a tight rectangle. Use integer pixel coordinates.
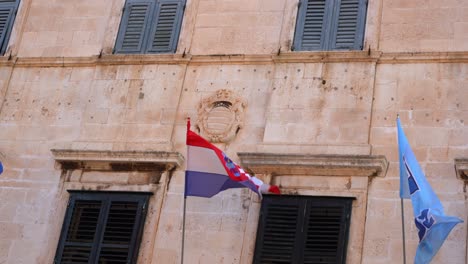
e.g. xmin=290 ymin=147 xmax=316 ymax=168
xmin=196 ymin=89 xmax=247 ymax=143
xmin=2 ymin=51 xmax=468 ymax=68
xmin=51 ymin=149 xmax=184 ymax=172
xmin=455 ymin=158 xmax=468 ymax=181
xmin=379 ymin=51 xmax=468 ymax=64
xmin=237 ymin=153 xmax=388 ymax=178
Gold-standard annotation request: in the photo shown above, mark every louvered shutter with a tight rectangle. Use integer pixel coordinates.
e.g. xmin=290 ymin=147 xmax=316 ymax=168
xmin=330 ymin=0 xmax=367 ymax=50
xmin=115 ymin=0 xmax=155 ymax=54
xmin=57 ymin=200 xmax=104 ymax=263
xmin=302 ymin=199 xmax=352 ymax=264
xmin=54 ymin=192 xmax=150 ymax=264
xmin=97 ymin=200 xmax=146 ymax=263
xmin=293 ymin=0 xmax=328 ymax=51
xmin=0 ymin=0 xmax=19 ymax=55
xmin=146 ymin=0 xmax=185 ymax=53
xmin=254 ymin=196 xmax=352 ymax=264
xmin=253 ymin=197 xmax=303 ymax=263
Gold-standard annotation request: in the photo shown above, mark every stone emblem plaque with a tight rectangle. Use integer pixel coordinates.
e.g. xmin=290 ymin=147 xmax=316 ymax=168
xmin=196 ymin=89 xmax=246 ymax=143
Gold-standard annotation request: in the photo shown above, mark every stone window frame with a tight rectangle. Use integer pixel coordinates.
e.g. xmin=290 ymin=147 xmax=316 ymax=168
xmin=49 ymin=149 xmax=184 ymax=263
xmin=237 ymin=152 xmax=388 ymax=264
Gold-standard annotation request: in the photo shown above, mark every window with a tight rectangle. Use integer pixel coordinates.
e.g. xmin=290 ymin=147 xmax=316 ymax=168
xmin=253 ymin=196 xmax=353 ymax=264
xmin=293 ymin=0 xmax=367 ymax=51
xmin=114 ymin=0 xmax=186 ymax=54
xmin=54 ymin=191 xmax=150 ymax=264
xmin=0 ymin=0 xmax=20 ymax=55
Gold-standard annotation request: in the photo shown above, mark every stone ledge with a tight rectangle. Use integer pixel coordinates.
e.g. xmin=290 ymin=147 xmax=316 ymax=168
xmin=51 ymin=149 xmax=184 ymax=172
xmin=454 ymin=158 xmax=468 ymax=181
xmin=3 ymin=51 xmax=468 ymax=67
xmin=379 ymin=51 xmax=468 ymax=64
xmin=237 ymin=152 xmax=388 ymax=177
xmin=10 ymin=54 xmax=190 ymax=67
xmin=189 ymin=54 xmax=273 ymax=65
xmin=272 ymin=50 xmax=380 ymax=63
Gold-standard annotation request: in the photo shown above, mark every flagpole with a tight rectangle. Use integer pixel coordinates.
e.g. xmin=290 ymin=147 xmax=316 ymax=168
xmin=181 ymin=195 xmax=187 ymax=264
xmin=181 ymin=118 xmax=190 ymax=264
xmin=397 ymin=114 xmax=407 ymax=264
xmin=400 ymin=198 xmax=407 ymax=264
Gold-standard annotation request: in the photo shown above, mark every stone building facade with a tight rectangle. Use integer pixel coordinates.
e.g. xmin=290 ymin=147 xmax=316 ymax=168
xmin=0 ymin=0 xmax=467 ymax=263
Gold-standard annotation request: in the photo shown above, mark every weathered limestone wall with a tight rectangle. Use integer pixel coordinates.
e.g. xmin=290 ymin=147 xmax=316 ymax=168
xmin=190 ymin=0 xmax=287 ymax=54
xmin=14 ymin=0 xmax=118 ymax=57
xmin=364 ymin=63 xmax=468 ymax=263
xmin=155 ymin=63 xmax=276 ymax=263
xmin=158 ymin=60 xmax=380 ymax=263
xmin=11 ymin=0 xmax=385 ymax=57
xmin=0 ymin=59 xmax=383 ymax=263
xmin=0 ymin=61 xmax=466 ymax=263
xmin=0 ymin=64 xmax=186 ymax=263
xmin=0 ymin=0 xmax=467 ymax=263
xmin=15 ymin=0 xmax=468 ymax=57
xmin=380 ymin=0 xmax=468 ymax=52
xmin=0 ymin=64 xmax=185 ymax=149
xmin=262 ymin=62 xmax=374 ymax=146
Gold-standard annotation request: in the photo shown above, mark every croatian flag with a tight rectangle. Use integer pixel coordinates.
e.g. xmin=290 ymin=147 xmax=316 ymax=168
xmin=397 ymin=117 xmax=462 ymax=263
xmin=185 ymin=119 xmax=280 ymax=198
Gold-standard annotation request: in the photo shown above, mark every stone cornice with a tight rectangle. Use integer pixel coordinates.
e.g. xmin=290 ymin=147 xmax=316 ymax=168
xmin=454 ymin=158 xmax=468 ymax=181
xmin=2 ymin=51 xmax=468 ymax=68
xmin=379 ymin=52 xmax=468 ymax=64
xmin=190 ymin=54 xmax=274 ymax=65
xmin=51 ymin=149 xmax=184 ymax=171
xmin=237 ymin=153 xmax=388 ymax=178
xmin=8 ymin=54 xmax=191 ymax=67
xmin=272 ymin=50 xmax=380 ymax=63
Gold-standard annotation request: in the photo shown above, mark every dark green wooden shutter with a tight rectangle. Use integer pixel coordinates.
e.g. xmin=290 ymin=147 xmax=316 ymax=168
xmin=147 ymin=0 xmax=185 ymax=53
xmin=54 ymin=192 xmax=150 ymax=264
xmin=254 ymin=196 xmax=352 ymax=264
xmin=115 ymin=0 xmax=155 ymax=54
xmin=0 ymin=0 xmax=19 ymax=55
xmin=56 ymin=199 xmax=104 ymax=263
xmin=254 ymin=197 xmax=303 ymax=263
xmin=293 ymin=0 xmax=328 ymax=51
xmin=330 ymin=0 xmax=367 ymax=50
xmin=303 ymin=199 xmax=352 ymax=264
xmin=293 ymin=0 xmax=367 ymax=51
xmin=97 ymin=200 xmax=146 ymax=263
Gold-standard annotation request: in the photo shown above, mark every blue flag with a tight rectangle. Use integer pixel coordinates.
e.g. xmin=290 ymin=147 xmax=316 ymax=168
xmin=0 ymin=161 xmax=3 ymax=175
xmin=397 ymin=118 xmax=462 ymax=263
